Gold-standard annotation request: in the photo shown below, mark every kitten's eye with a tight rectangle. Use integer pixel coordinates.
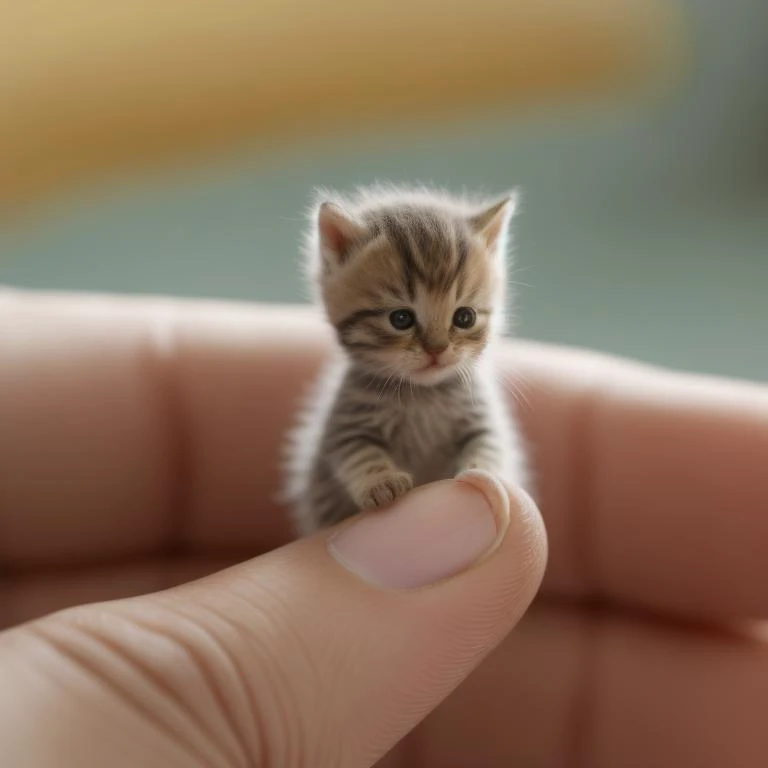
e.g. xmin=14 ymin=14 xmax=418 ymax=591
xmin=389 ymin=309 xmax=416 ymax=331
xmin=452 ymin=307 xmax=476 ymax=329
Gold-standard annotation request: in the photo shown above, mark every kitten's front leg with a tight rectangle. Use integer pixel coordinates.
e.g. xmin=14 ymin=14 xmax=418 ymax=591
xmin=455 ymin=426 xmax=504 ymax=476
xmin=328 ymin=432 xmax=413 ymax=510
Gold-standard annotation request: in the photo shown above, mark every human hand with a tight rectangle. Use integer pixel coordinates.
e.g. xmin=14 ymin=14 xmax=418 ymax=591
xmin=0 ymin=290 xmax=766 ymax=767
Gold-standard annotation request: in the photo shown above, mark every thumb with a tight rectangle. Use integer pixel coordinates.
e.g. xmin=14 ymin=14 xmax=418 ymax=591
xmin=174 ymin=471 xmax=546 ymax=766
xmin=3 ymin=472 xmax=546 ymax=768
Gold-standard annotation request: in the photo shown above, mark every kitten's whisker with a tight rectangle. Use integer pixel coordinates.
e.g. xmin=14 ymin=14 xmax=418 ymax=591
xmin=506 ymin=279 xmax=533 ymax=289
xmin=377 ymin=372 xmax=395 ymax=401
xmin=361 ymin=371 xmax=380 ymax=393
xmin=495 ymin=372 xmax=533 ymax=412
xmin=456 ymin=363 xmax=474 ymax=406
xmin=509 ymin=264 xmax=534 ymax=276
xmin=504 ymin=367 xmax=536 ymax=398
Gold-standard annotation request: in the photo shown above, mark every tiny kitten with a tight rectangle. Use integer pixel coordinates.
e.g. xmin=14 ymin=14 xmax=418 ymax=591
xmin=285 ymin=185 xmax=528 ymax=535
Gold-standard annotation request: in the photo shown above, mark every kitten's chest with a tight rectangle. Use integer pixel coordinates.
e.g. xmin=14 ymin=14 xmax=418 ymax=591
xmin=382 ymin=392 xmax=460 ymax=484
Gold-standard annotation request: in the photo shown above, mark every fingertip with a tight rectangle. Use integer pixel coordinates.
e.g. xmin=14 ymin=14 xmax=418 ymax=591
xmin=456 ymin=469 xmax=548 ymax=582
xmin=327 ymin=478 xmax=500 ymax=590
xmin=454 ymin=470 xmax=510 ymax=555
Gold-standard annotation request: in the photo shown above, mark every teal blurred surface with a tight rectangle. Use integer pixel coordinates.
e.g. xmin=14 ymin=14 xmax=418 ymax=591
xmin=2 ymin=0 xmax=767 ymax=381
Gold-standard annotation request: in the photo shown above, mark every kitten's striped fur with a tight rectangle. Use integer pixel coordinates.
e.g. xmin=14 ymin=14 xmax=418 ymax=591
xmin=285 ymin=185 xmax=528 ymax=534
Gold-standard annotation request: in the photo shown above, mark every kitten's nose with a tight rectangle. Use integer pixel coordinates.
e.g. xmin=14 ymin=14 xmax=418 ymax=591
xmin=424 ymin=344 xmax=448 ymax=362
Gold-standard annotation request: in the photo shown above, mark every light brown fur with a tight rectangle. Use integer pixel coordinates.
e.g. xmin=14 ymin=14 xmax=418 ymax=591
xmin=284 ymin=185 xmax=528 ymax=534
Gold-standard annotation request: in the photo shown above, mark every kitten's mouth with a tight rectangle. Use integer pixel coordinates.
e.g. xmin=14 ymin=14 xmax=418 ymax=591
xmin=419 ymin=358 xmax=454 ymax=374
xmin=410 ymin=360 xmax=457 ymax=384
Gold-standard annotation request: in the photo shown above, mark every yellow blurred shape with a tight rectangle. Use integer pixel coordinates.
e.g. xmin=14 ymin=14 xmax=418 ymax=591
xmin=0 ymin=0 xmax=684 ymax=209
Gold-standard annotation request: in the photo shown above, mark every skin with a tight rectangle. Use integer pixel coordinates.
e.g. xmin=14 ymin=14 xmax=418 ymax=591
xmin=1 ymin=290 xmax=767 ymax=766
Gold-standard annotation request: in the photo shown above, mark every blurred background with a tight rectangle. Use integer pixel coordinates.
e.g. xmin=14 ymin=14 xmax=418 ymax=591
xmin=1 ymin=0 xmax=766 ymax=381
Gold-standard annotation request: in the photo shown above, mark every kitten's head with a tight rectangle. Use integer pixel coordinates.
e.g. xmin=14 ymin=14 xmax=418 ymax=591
xmin=306 ymin=186 xmax=518 ymax=386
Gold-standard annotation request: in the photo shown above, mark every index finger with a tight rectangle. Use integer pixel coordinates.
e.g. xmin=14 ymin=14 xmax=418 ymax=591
xmin=507 ymin=340 xmax=768 ymax=619
xmin=0 ymin=290 xmax=766 ymax=619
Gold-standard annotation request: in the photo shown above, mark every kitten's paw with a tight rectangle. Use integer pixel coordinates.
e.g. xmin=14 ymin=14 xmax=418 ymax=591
xmin=355 ymin=471 xmax=414 ymax=510
xmin=457 ymin=460 xmax=501 ymax=476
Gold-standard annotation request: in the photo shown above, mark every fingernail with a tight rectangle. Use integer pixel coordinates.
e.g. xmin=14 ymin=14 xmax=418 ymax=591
xmin=328 ymin=471 xmax=510 ymax=590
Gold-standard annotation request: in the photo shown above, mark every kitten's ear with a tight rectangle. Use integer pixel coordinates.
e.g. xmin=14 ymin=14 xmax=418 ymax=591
xmin=317 ymin=201 xmax=367 ymax=268
xmin=468 ymin=190 xmax=519 ymax=252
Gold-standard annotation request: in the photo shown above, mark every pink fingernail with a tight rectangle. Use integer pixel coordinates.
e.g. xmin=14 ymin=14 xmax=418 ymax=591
xmin=328 ymin=473 xmax=509 ymax=590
